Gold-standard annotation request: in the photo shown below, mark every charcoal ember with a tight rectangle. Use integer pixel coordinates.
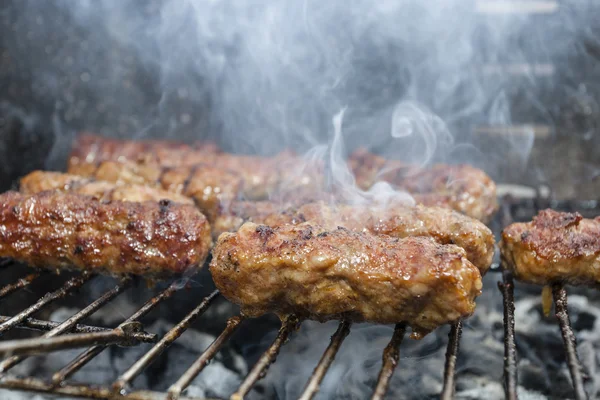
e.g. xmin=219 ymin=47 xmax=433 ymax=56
xmin=514 ymin=294 xmax=600 ymax=398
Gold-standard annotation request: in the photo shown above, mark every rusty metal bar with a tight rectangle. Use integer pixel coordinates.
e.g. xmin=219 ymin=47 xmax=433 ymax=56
xmin=0 ymin=315 xmax=144 ymax=337
xmin=112 ymin=290 xmax=220 ymax=394
xmin=0 ymin=271 xmax=45 ymax=300
xmin=0 ymin=278 xmax=131 ymax=372
xmin=0 ymin=272 xmax=94 ymax=336
xmin=167 ymin=316 xmax=244 ymax=400
xmin=52 ymin=280 xmax=181 ymax=385
xmin=0 ymin=375 xmax=217 ymax=400
xmin=231 ymin=315 xmax=300 ymax=400
xmin=370 ymin=323 xmax=407 ymax=400
xmin=499 ymin=263 xmax=518 ymax=400
xmin=440 ymin=320 xmax=463 ymax=400
xmin=0 ymin=325 xmax=155 ymax=357
xmin=298 ymin=320 xmax=352 ymax=400
xmin=552 ymin=284 xmax=589 ymax=400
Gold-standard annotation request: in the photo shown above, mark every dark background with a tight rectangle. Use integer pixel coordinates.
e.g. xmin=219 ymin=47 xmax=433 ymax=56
xmin=1 ymin=0 xmax=600 ymax=198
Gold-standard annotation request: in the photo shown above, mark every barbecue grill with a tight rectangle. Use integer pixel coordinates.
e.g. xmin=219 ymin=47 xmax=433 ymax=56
xmin=0 ymin=190 xmax=594 ymax=400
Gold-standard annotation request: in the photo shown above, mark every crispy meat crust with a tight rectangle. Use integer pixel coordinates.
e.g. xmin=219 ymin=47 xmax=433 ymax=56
xmin=212 ymin=201 xmax=494 ymax=274
xmin=210 ymin=222 xmax=482 ymax=337
xmin=0 ymin=191 xmax=212 ymax=277
xmin=20 ymin=171 xmax=194 ymax=205
xmin=501 ymin=209 xmax=600 ymax=286
xmin=349 ymin=148 xmax=498 ymax=222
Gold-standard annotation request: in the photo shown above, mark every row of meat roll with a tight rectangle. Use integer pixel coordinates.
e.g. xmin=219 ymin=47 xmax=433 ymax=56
xmin=0 ymin=133 xmax=501 ymax=337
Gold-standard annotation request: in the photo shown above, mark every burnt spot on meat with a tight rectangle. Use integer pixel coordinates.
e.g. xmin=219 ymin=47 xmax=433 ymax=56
xmin=73 ymin=245 xmax=84 ymax=255
xmin=11 ymin=206 xmax=20 ymax=216
xmin=159 ymin=199 xmax=172 ymax=213
xmin=299 ymin=227 xmax=313 ymax=240
xmin=256 ymin=225 xmax=274 ymax=240
xmin=520 ymin=231 xmax=530 ymax=241
xmin=317 ymin=231 xmax=328 ymax=238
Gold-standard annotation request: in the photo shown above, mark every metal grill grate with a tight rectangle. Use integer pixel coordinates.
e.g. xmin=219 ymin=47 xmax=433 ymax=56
xmin=0 ymin=194 xmax=597 ymax=399
xmin=0 ymin=261 xmax=465 ymax=400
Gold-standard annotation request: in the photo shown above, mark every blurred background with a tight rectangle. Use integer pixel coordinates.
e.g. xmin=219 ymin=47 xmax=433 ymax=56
xmin=1 ymin=0 xmax=600 ymax=198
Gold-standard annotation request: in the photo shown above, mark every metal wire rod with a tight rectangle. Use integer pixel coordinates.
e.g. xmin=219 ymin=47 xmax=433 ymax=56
xmin=167 ymin=316 xmax=243 ymax=400
xmin=52 ymin=280 xmax=181 ymax=385
xmin=0 ymin=278 xmax=131 ymax=372
xmin=499 ymin=263 xmax=518 ymax=400
xmin=440 ymin=321 xmax=463 ymax=400
xmin=298 ymin=320 xmax=352 ymax=400
xmin=0 ymin=325 xmax=154 ymax=357
xmin=0 ymin=315 xmax=141 ymax=336
xmin=370 ymin=323 xmax=407 ymax=400
xmin=231 ymin=315 xmax=300 ymax=400
xmin=552 ymin=284 xmax=589 ymax=400
xmin=0 ymin=272 xmax=94 ymax=336
xmin=112 ymin=290 xmax=220 ymax=394
xmin=0 ymin=271 xmax=45 ymax=300
xmin=0 ymin=375 xmax=213 ymax=400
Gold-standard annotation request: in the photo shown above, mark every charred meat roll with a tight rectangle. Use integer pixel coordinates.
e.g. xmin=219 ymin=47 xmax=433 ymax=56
xmin=212 ymin=201 xmax=495 ymax=274
xmin=501 ymin=209 xmax=600 ymax=286
xmin=210 ymin=222 xmax=482 ymax=338
xmin=348 ymin=148 xmax=498 ymax=222
xmin=20 ymin=171 xmax=194 ymax=205
xmin=0 ymin=191 xmax=212 ymax=277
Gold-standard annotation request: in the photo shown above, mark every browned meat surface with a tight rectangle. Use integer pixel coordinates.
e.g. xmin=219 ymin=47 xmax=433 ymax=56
xmin=68 ymin=154 xmax=321 ymax=206
xmin=67 ymin=160 xmax=243 ymax=219
xmin=0 ymin=191 xmax=212 ymax=277
xmin=19 ymin=171 xmax=194 ymax=205
xmin=349 ymin=148 xmax=498 ymax=222
xmin=501 ymin=209 xmax=600 ymax=286
xmin=211 ymin=201 xmax=494 ymax=274
xmin=69 ymin=132 xmax=220 ymax=168
xmin=210 ymin=222 xmax=482 ymax=337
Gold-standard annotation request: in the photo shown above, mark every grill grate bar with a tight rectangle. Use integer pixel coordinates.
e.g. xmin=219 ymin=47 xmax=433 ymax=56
xmin=440 ymin=320 xmax=463 ymax=400
xmin=232 ymin=315 xmax=299 ymax=400
xmin=0 ymin=327 xmax=155 ymax=358
xmin=0 ymin=271 xmax=45 ymax=300
xmin=52 ymin=280 xmax=181 ymax=385
xmin=167 ymin=316 xmax=244 ymax=400
xmin=0 ymin=277 xmax=131 ymax=372
xmin=0 ymin=272 xmax=94 ymax=336
xmin=499 ymin=263 xmax=518 ymax=400
xmin=552 ymin=284 xmax=589 ymax=400
xmin=370 ymin=323 xmax=407 ymax=400
xmin=0 ymin=315 xmax=151 ymax=337
xmin=298 ymin=319 xmax=352 ymax=400
xmin=0 ymin=375 xmax=215 ymax=400
xmin=112 ymin=290 xmax=220 ymax=395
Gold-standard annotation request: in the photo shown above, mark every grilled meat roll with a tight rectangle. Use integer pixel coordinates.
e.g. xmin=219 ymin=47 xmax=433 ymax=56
xmin=210 ymin=222 xmax=482 ymax=337
xmin=20 ymin=171 xmax=194 ymax=205
xmin=67 ymin=160 xmax=243 ymax=221
xmin=0 ymin=191 xmax=212 ymax=277
xmin=69 ymin=132 xmax=221 ymax=168
xmin=212 ymin=201 xmax=494 ymax=274
xmin=501 ymin=209 xmax=600 ymax=286
xmin=349 ymin=148 xmax=498 ymax=222
xmin=68 ymin=155 xmax=321 ymax=209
